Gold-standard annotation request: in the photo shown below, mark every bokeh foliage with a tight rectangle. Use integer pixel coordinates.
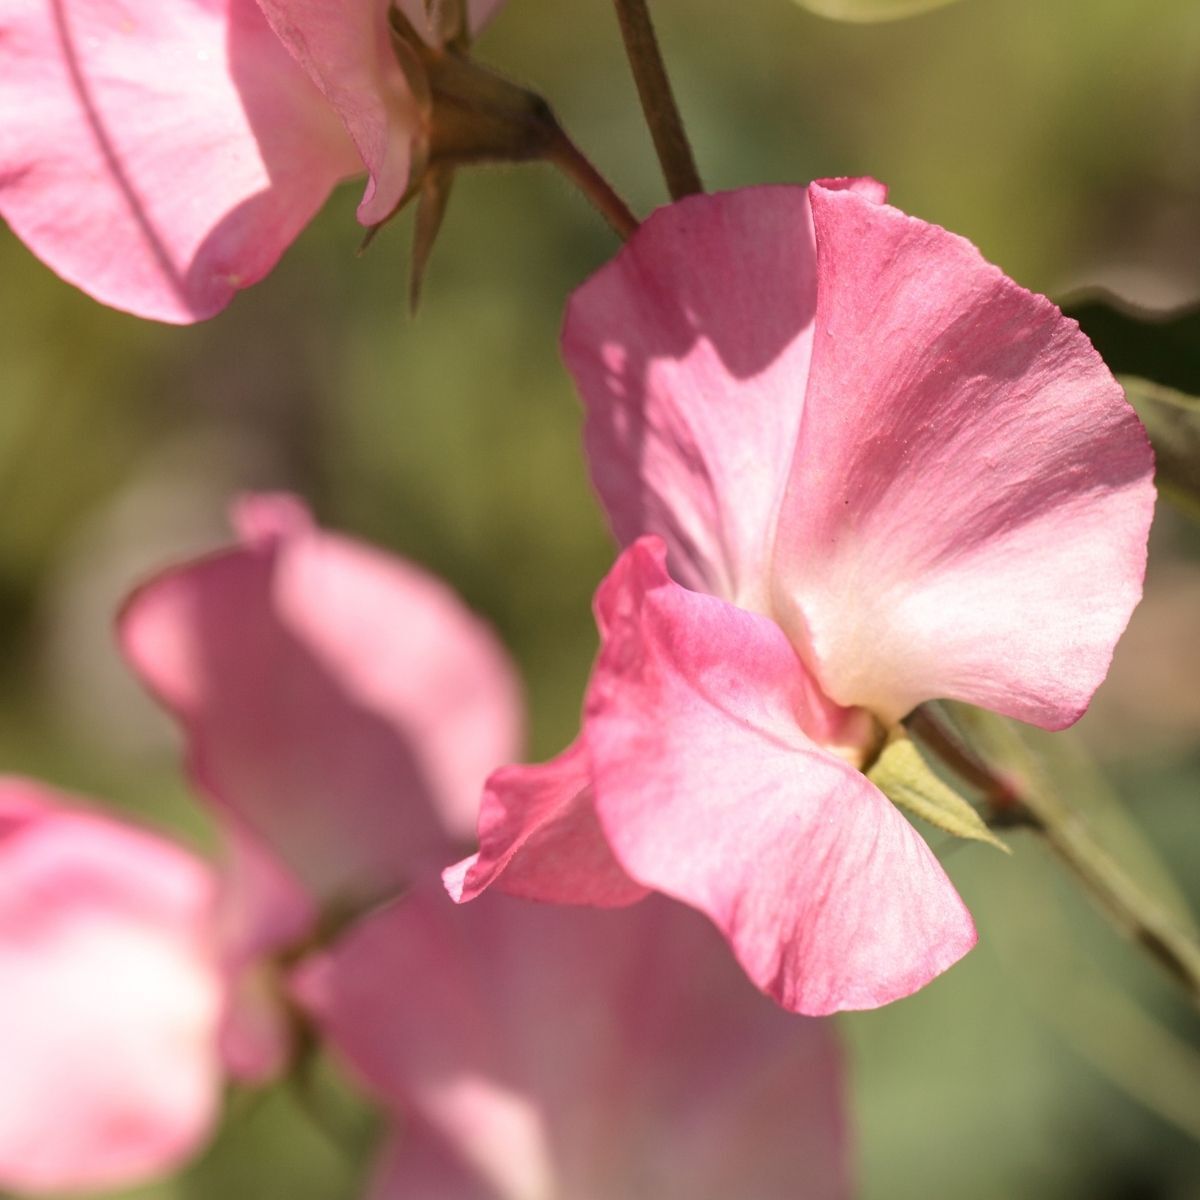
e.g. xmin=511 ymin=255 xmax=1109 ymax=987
xmin=1 ymin=0 xmax=1199 ymax=1196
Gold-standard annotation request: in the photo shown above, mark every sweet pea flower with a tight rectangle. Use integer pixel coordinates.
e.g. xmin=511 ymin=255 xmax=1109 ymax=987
xmin=0 ymin=0 xmax=499 ymax=323
xmin=123 ymin=493 xmax=849 ymax=1197
xmin=294 ymin=887 xmax=850 ymax=1200
xmin=0 ymin=493 xmax=522 ymax=1193
xmin=0 ymin=779 xmax=224 ymax=1195
xmin=120 ymin=492 xmax=522 ymax=911
xmin=447 ymin=181 xmax=1158 ymax=1016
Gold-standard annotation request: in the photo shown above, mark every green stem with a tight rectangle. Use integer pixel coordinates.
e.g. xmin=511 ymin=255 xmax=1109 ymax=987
xmin=611 ymin=0 xmax=702 ymax=201
xmin=1030 ymin=798 xmax=1200 ymax=1005
xmin=910 ymin=704 xmax=1200 ymax=1009
xmin=546 ymin=125 xmax=640 ymax=241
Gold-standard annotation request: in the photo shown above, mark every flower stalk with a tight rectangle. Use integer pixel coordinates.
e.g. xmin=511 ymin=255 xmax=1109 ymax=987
xmin=909 ymin=704 xmax=1200 ymax=1009
xmin=611 ymin=0 xmax=702 ymax=200
xmin=545 ymin=126 xmax=640 ymax=241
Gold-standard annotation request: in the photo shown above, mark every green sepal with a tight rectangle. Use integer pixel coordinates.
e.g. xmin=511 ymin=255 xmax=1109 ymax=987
xmin=868 ymin=730 xmax=1009 ymax=853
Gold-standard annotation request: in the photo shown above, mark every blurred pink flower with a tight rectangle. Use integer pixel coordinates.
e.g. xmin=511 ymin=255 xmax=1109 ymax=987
xmin=117 ymin=491 xmax=849 ymax=1197
xmin=447 ymin=181 xmax=1157 ymax=1016
xmin=0 ymin=0 xmax=499 ymax=323
xmin=0 ymin=493 xmax=522 ymax=1193
xmin=120 ymin=491 xmax=523 ymax=911
xmin=294 ymin=886 xmax=850 ymax=1200
xmin=0 ymin=779 xmax=223 ymax=1195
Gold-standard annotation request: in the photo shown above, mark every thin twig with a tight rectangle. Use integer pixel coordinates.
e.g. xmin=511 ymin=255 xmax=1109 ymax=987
xmin=611 ymin=0 xmax=702 ymax=200
xmin=546 ymin=125 xmax=640 ymax=241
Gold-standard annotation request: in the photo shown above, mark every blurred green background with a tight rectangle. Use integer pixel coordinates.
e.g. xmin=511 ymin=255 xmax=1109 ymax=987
xmin=2 ymin=0 xmax=1200 ymax=1196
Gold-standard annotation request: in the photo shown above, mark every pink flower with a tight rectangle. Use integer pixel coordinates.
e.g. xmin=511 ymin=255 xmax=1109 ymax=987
xmin=294 ymin=887 xmax=850 ymax=1200
xmin=0 ymin=493 xmax=522 ymax=1192
xmin=0 ymin=0 xmax=498 ymax=323
xmin=447 ymin=181 xmax=1157 ymax=1015
xmin=120 ymin=492 xmax=522 ymax=910
xmin=0 ymin=779 xmax=224 ymax=1194
xmin=119 ymin=492 xmax=850 ymax=1196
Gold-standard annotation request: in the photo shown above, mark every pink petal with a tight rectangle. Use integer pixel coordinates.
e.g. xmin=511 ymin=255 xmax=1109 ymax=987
xmin=254 ymin=0 xmax=420 ymax=226
xmin=0 ymin=0 xmax=361 ymax=322
xmin=292 ymin=890 xmax=556 ymax=1200
xmin=444 ymin=738 xmax=648 ymax=908
xmin=294 ymin=887 xmax=850 ymax=1199
xmin=564 ymin=180 xmax=883 ymax=611
xmin=585 ymin=539 xmax=977 ymax=1015
xmin=0 ymin=779 xmax=223 ymax=1193
xmin=368 ymin=1131 xmax=498 ymax=1200
xmin=119 ymin=493 xmax=522 ymax=909
xmin=770 ymin=182 xmax=1156 ymax=727
xmin=213 ymin=823 xmax=315 ymax=1081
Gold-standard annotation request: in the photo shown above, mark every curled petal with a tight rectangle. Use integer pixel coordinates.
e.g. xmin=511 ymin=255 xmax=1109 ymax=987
xmin=564 ymin=180 xmax=883 ymax=610
xmin=445 ymin=738 xmax=648 ymax=908
xmin=255 ymin=0 xmax=420 ymax=226
xmin=771 ymin=182 xmax=1156 ymax=727
xmin=585 ymin=539 xmax=977 ymax=1015
xmin=0 ymin=0 xmax=361 ymax=321
xmin=0 ymin=779 xmax=222 ymax=1193
xmin=120 ymin=493 xmax=521 ymax=909
xmin=295 ymin=886 xmax=850 ymax=1198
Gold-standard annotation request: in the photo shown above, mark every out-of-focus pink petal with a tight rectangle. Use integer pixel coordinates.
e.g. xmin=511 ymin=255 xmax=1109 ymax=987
xmin=254 ymin=0 xmax=420 ymax=226
xmin=293 ymin=891 xmax=556 ymax=1200
xmin=263 ymin=504 xmax=523 ymax=844
xmin=393 ymin=0 xmax=506 ymax=39
xmin=120 ymin=494 xmax=521 ymax=909
xmin=230 ymin=489 xmax=315 ymax=547
xmin=295 ymin=886 xmax=851 ymax=1199
xmin=585 ymin=539 xmax=976 ymax=1015
xmin=771 ymin=182 xmax=1156 ymax=728
xmin=0 ymin=0 xmax=361 ymax=322
xmin=219 ymin=960 xmax=292 ymax=1084
xmin=444 ymin=739 xmax=648 ymax=908
xmin=0 ymin=779 xmax=223 ymax=1194
xmin=564 ymin=181 xmax=883 ymax=610
xmin=465 ymin=0 xmax=506 ymax=33
xmin=368 ymin=1132 xmax=498 ymax=1200
xmin=214 ymin=823 xmax=314 ymax=1081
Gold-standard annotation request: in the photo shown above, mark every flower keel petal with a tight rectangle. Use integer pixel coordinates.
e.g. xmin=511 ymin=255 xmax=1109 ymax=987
xmin=586 ymin=539 xmax=977 ymax=1014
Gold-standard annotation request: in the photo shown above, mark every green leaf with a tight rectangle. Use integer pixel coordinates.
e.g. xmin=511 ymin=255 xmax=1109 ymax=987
xmin=793 ymin=0 xmax=961 ymax=21
xmin=868 ymin=731 xmax=1009 ymax=852
xmin=1062 ymin=297 xmax=1200 ymax=519
xmin=1065 ymin=297 xmax=1200 ymax=396
xmin=931 ymin=702 xmax=1199 ymax=936
xmin=1120 ymin=376 xmax=1200 ymax=521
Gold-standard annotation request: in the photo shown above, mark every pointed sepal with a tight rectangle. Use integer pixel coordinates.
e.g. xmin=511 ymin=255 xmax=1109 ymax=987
xmin=868 ymin=730 xmax=1010 ymax=853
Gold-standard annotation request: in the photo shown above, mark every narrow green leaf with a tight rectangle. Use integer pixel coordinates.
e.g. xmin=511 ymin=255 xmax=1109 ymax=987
xmin=1065 ymin=297 xmax=1200 ymax=396
xmin=868 ymin=731 xmax=1009 ymax=852
xmin=931 ymin=702 xmax=1199 ymax=935
xmin=793 ymin=0 xmax=961 ymax=21
xmin=1120 ymin=376 xmax=1200 ymax=521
